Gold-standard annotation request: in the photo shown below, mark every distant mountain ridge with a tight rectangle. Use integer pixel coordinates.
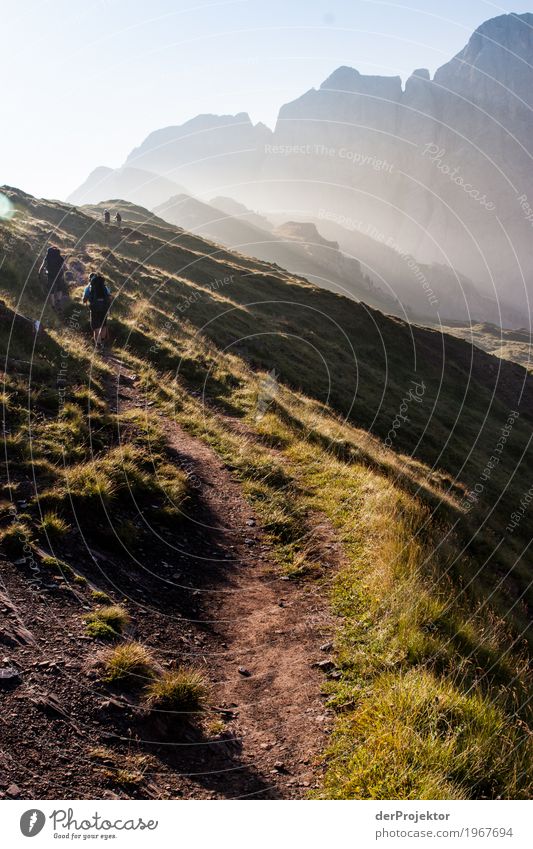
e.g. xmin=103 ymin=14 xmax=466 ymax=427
xmin=69 ymin=12 xmax=533 ymax=322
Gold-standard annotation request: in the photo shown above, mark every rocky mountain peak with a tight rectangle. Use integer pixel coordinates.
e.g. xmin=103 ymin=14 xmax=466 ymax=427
xmin=434 ymin=12 xmax=533 ymax=103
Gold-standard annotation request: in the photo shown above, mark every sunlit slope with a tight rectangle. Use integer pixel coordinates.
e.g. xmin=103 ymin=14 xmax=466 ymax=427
xmin=1 ymin=187 xmax=532 ymax=799
xmin=2 ymin=188 xmax=533 ymax=621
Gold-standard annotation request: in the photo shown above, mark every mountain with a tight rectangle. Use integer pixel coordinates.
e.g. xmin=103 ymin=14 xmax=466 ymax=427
xmin=155 ymin=192 xmax=518 ymax=325
xmin=1 ymin=186 xmax=531 ymax=799
xmin=209 ymin=195 xmax=273 ymax=230
xmin=70 ymin=13 xmax=533 ymax=322
xmin=153 ymin=192 xmax=397 ymax=310
xmin=261 ymin=12 xmax=533 ymax=310
xmin=300 ymin=211 xmax=523 ymax=326
xmin=438 ymin=321 xmax=533 ymax=371
xmin=68 ymin=166 xmax=187 ymax=208
xmin=124 ymin=112 xmax=272 ymax=195
xmin=273 ymin=220 xmax=339 ymax=250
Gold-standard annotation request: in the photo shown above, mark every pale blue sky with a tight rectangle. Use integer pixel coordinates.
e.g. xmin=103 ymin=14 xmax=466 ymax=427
xmin=1 ymin=0 xmax=528 ymax=199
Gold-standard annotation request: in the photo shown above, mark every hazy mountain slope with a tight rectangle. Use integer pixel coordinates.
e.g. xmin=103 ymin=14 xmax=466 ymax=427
xmin=210 ymin=196 xmax=273 ymax=230
xmin=0 ymin=187 xmax=531 ymax=800
xmin=265 ymin=12 xmax=533 ymax=307
xmin=152 ymin=193 xmax=396 ymax=310
xmin=301 ymin=212 xmax=523 ymax=327
xmin=70 ymin=13 xmax=533 ymax=318
xmin=125 ymin=112 xmax=271 ymax=195
xmin=68 ymin=166 xmax=187 ymax=208
xmin=438 ymin=322 xmax=533 ymax=371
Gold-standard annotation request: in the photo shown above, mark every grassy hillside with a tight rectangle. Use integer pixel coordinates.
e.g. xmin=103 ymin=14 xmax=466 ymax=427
xmin=438 ymin=322 xmax=533 ymax=373
xmin=0 ymin=187 xmax=531 ymax=799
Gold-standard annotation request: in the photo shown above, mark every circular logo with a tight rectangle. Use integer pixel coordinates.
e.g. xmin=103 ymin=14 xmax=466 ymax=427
xmin=20 ymin=810 xmax=46 ymax=837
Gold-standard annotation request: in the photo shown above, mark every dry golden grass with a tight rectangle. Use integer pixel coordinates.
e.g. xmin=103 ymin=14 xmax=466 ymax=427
xmin=143 ymin=668 xmax=208 ymax=715
xmin=97 ymin=642 xmax=157 ymax=687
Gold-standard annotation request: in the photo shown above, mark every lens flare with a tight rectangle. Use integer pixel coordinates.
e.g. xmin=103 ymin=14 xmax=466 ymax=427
xmin=0 ymin=193 xmax=14 ymax=221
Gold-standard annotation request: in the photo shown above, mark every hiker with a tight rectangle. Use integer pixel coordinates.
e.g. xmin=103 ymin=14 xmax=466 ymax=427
xmin=104 ymin=209 xmax=110 ymax=225
xmin=115 ymin=211 xmax=122 ymax=226
xmin=38 ymin=246 xmax=68 ymax=311
xmin=82 ymin=273 xmax=111 ymax=348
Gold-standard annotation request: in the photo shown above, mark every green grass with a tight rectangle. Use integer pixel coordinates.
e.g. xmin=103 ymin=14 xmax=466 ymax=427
xmin=1 ymin=521 xmax=34 ymax=559
xmin=38 ymin=511 xmax=70 ymax=540
xmin=143 ymin=668 xmax=208 ymax=715
xmin=98 ymin=642 xmax=157 ymax=686
xmin=320 ymin=668 xmax=527 ymax=800
xmin=60 ymin=444 xmax=189 ymax=516
xmin=91 ymin=590 xmax=112 ymax=604
xmin=86 ymin=605 xmax=131 ymax=640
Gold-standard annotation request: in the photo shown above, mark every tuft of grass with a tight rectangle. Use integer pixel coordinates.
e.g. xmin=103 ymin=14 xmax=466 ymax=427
xmin=61 ymin=444 xmax=190 ymax=517
xmin=65 ymin=463 xmax=117 ymax=507
xmin=86 ymin=605 xmax=130 ymax=640
xmin=38 ymin=511 xmax=70 ymax=539
xmin=41 ymin=555 xmax=87 ymax=584
xmin=98 ymin=642 xmax=157 ymax=686
xmin=1 ymin=521 xmax=33 ymax=559
xmin=91 ymin=589 xmax=111 ymax=604
xmin=143 ymin=668 xmax=208 ymax=715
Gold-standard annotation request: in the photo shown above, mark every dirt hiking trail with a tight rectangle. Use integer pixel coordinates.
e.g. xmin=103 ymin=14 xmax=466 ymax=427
xmin=112 ymin=356 xmax=339 ymax=798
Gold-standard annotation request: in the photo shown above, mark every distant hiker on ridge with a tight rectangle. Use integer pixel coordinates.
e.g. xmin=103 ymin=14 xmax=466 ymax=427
xmin=115 ymin=211 xmax=122 ymax=226
xmin=83 ymin=272 xmax=111 ymax=349
xmin=38 ymin=246 xmax=68 ymax=311
xmin=104 ymin=209 xmax=110 ymax=225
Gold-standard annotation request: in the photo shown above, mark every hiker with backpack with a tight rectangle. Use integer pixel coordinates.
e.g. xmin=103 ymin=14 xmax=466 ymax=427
xmin=104 ymin=209 xmax=111 ymax=225
xmin=115 ymin=212 xmax=122 ymax=227
xmin=82 ymin=273 xmax=111 ymax=348
xmin=38 ymin=246 xmax=68 ymax=311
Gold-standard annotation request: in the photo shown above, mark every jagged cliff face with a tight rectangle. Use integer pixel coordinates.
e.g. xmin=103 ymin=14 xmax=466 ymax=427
xmin=262 ymin=13 xmax=533 ymax=309
xmin=70 ymin=13 xmax=533 ymax=318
